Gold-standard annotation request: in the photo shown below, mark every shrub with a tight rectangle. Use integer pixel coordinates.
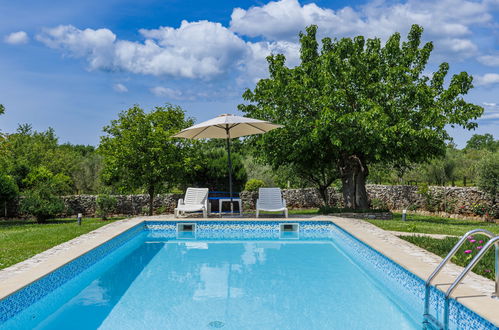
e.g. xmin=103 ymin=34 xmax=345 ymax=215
xmin=370 ymin=198 xmax=388 ymax=211
xmin=95 ymin=194 xmax=117 ymax=220
xmin=476 ymin=152 xmax=499 ymax=204
xmin=417 ymin=183 xmax=440 ymax=212
xmin=0 ymin=173 xmax=18 ymax=217
xmin=244 ymin=179 xmax=265 ymax=191
xmin=20 ymin=190 xmax=64 ymax=223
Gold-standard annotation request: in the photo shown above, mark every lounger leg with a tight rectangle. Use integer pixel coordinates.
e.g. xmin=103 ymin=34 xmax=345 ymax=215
xmin=284 ymin=209 xmax=288 ymax=218
xmin=203 ymin=209 xmax=207 ymax=218
xmin=256 ymin=209 xmax=259 ymax=218
xmin=174 ymin=208 xmax=178 ymax=218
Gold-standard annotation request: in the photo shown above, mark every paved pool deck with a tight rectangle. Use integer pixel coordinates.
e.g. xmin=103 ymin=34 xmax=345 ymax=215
xmin=1 ymin=214 xmax=498 ymax=326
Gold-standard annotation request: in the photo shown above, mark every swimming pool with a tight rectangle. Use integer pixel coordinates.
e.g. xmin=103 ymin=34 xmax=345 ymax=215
xmin=0 ymin=221 xmax=495 ymax=329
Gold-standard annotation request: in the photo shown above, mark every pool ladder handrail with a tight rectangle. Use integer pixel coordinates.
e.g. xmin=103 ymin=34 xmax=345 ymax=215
xmin=423 ymin=229 xmax=499 ymax=329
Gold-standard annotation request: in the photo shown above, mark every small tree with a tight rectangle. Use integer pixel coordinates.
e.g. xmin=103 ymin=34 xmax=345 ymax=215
xmin=20 ymin=167 xmax=69 ymax=223
xmin=99 ymin=104 xmax=193 ymax=215
xmin=240 ymin=24 xmax=483 ymax=208
xmin=477 ymin=152 xmax=499 ymax=206
xmin=0 ymin=172 xmax=18 ymax=217
xmin=95 ymin=194 xmax=117 ymax=220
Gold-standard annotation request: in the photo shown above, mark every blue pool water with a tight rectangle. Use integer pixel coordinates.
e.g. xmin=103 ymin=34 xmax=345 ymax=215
xmin=0 ymin=222 xmax=495 ymax=329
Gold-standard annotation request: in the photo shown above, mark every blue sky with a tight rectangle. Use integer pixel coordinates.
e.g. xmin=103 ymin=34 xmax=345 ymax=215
xmin=1 ymin=0 xmax=498 ymax=147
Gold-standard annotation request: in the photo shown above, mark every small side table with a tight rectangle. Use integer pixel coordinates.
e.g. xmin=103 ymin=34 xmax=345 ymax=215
xmin=218 ymin=198 xmax=242 ymax=216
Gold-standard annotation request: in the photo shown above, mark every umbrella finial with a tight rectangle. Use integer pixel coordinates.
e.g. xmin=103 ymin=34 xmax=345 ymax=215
xmin=218 ymin=114 xmax=233 ymax=117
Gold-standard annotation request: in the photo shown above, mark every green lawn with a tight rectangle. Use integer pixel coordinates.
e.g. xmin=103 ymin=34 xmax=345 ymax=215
xmin=367 ymin=213 xmax=499 ymax=236
xmin=0 ymin=217 xmax=123 ymax=270
xmin=400 ymin=235 xmax=495 ymax=280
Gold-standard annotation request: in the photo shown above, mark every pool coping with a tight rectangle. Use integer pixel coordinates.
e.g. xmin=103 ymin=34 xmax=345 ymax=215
xmin=0 ymin=214 xmax=498 ymax=326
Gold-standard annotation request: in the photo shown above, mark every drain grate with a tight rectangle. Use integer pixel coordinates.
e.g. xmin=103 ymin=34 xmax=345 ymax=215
xmin=208 ymin=321 xmax=225 ymax=328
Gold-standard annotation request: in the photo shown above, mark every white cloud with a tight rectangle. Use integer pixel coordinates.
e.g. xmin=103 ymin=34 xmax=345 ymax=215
xmin=33 ymin=0 xmax=499 ymax=86
xmin=150 ymin=86 xmax=184 ymax=99
xmin=475 ymin=73 xmax=499 ymax=86
xmin=4 ymin=31 xmax=29 ymax=44
xmin=113 ymin=83 xmax=128 ymax=93
xmin=477 ymin=55 xmax=499 ymax=66
xmin=36 ymin=25 xmax=116 ymax=70
xmin=230 ymin=0 xmax=489 ymax=58
xmin=37 ymin=21 xmax=249 ymax=79
xmin=483 ymin=102 xmax=497 ymax=107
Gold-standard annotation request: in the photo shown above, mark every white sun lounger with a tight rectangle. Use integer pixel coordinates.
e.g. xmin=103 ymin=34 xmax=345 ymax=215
xmin=256 ymin=187 xmax=288 ymax=218
xmin=174 ymin=188 xmax=209 ymax=218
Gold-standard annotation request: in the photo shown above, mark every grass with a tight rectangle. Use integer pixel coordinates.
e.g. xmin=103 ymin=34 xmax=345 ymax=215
xmin=0 ymin=217 xmax=124 ymax=270
xmin=367 ymin=213 xmax=499 ymax=236
xmin=400 ymin=235 xmax=495 ymax=280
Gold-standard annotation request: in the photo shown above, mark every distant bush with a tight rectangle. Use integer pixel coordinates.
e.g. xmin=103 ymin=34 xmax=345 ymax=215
xmin=0 ymin=173 xmax=18 ymax=217
xmin=20 ymin=190 xmax=64 ymax=223
xmin=477 ymin=153 xmax=498 ymax=203
xmin=370 ymin=198 xmax=388 ymax=211
xmin=244 ymin=179 xmax=265 ymax=191
xmin=96 ymin=194 xmax=117 ymax=220
xmin=417 ymin=183 xmax=440 ymax=212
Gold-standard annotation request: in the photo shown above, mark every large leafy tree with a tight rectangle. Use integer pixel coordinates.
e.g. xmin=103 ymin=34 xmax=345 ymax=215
xmin=240 ymin=24 xmax=483 ymax=208
xmin=99 ymin=104 xmax=193 ymax=215
xmin=465 ymin=133 xmax=498 ymax=152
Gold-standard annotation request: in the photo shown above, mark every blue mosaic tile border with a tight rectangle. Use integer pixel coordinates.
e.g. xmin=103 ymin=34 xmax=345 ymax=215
xmin=0 ymin=223 xmax=145 ymax=325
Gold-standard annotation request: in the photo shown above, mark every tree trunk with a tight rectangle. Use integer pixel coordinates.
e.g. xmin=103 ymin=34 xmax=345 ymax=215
xmin=148 ymin=186 xmax=155 ymax=216
xmin=317 ymin=185 xmax=330 ymax=206
xmin=339 ymin=154 xmax=369 ymax=209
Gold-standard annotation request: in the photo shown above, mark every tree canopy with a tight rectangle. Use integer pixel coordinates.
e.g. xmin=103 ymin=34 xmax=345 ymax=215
xmin=465 ymin=134 xmax=498 ymax=152
xmin=99 ymin=104 xmax=193 ymax=215
xmin=239 ymin=24 xmax=483 ymax=208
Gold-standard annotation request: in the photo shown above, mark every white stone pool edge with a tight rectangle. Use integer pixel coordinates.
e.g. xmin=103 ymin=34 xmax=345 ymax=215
xmin=0 ymin=215 xmax=498 ymax=326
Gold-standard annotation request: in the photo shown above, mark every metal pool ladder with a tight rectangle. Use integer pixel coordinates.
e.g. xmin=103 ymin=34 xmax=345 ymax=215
xmin=423 ymin=229 xmax=499 ymax=329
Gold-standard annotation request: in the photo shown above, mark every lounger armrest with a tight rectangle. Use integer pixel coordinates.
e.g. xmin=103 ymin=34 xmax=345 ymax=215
xmin=282 ymin=198 xmax=287 ymax=208
xmin=256 ymin=199 xmax=260 ymax=208
xmin=177 ymin=198 xmax=184 ymax=207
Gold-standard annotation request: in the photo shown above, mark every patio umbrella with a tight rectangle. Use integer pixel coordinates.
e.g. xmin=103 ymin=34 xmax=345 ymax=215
xmin=173 ymin=114 xmax=282 ymax=206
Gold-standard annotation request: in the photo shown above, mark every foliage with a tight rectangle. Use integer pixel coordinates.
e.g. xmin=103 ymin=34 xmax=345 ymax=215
xmin=20 ymin=190 xmax=65 ymax=223
xmin=95 ymin=194 xmax=117 ymax=219
xmin=0 ymin=125 xmax=99 ymax=195
xmin=239 ymin=24 xmax=482 ymax=209
xmin=401 ymin=235 xmax=495 ymax=280
xmin=185 ymin=145 xmax=247 ymax=192
xmin=242 ymin=156 xmax=276 ymax=187
xmin=370 ymin=198 xmax=388 ymax=210
xmin=465 ymin=134 xmax=498 ymax=152
xmin=416 ymin=183 xmax=439 ymax=212
xmin=0 ymin=172 xmax=18 ymax=217
xmin=0 ymin=172 xmax=18 ymax=203
xmin=469 ymin=203 xmax=491 ymax=217
xmin=476 ymin=152 xmax=499 ymax=204
xmin=22 ymin=166 xmax=71 ymax=195
xmin=0 ymin=104 xmax=4 ymax=115
xmin=99 ymin=104 xmax=193 ymax=215
xmin=244 ymin=179 xmax=265 ymax=191
xmin=0 ymin=217 xmax=121 ymax=270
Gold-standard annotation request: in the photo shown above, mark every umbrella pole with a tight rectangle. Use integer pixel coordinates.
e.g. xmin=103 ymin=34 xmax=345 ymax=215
xmin=225 ymin=127 xmax=234 ymax=209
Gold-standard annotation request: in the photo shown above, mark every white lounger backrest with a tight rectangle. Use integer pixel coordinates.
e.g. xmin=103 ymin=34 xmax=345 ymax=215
xmin=258 ymin=188 xmax=284 ymax=208
xmin=184 ymin=188 xmax=209 ymax=205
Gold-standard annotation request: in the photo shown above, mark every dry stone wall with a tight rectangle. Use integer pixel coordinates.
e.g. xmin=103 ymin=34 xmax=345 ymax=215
xmin=3 ymin=185 xmax=497 ymax=218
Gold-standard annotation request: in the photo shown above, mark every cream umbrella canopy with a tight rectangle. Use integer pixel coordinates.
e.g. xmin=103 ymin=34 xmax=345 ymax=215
xmin=173 ymin=114 xmax=282 ymax=206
